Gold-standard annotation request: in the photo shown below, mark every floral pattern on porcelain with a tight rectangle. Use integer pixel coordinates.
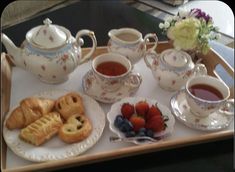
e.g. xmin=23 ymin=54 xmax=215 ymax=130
xmin=107 ymin=39 xmax=145 ymax=64
xmin=82 ymin=70 xmax=142 ymax=103
xmin=1 ymin=18 xmax=97 ymax=84
xmin=20 ymin=39 xmax=80 ymax=83
xmin=185 ymin=89 xmax=222 ymax=116
xmin=170 ymin=89 xmax=233 ymax=131
xmin=107 ymin=28 xmax=158 ymax=65
xmin=144 ymin=49 xmax=207 ymax=91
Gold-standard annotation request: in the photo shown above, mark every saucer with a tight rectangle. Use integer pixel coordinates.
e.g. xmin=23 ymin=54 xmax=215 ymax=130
xmin=170 ymin=89 xmax=234 ymax=131
xmin=82 ymin=70 xmax=141 ymax=103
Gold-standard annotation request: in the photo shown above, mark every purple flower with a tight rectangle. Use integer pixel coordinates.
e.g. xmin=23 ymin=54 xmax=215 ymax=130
xmin=190 ymin=8 xmax=212 ymax=23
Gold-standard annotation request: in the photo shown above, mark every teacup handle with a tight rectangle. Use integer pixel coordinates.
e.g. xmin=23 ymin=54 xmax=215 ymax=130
xmin=193 ymin=63 xmax=207 ymax=76
xmin=124 ymin=73 xmax=142 ymax=90
xmin=143 ymin=33 xmax=158 ymax=52
xmin=219 ymin=99 xmax=234 ymax=116
xmin=76 ymin=29 xmax=97 ymax=64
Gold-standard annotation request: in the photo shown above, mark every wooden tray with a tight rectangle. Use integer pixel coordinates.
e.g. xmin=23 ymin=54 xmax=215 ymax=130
xmin=1 ymin=42 xmax=234 ymax=172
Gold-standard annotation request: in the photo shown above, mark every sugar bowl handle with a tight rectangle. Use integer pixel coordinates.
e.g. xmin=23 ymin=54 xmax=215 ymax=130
xmin=193 ymin=63 xmax=207 ymax=76
xmin=144 ymin=51 xmax=159 ymax=69
xmin=76 ymin=30 xmax=97 ymax=64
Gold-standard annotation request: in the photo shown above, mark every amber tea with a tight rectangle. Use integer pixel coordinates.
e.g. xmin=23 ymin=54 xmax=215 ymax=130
xmin=189 ymin=84 xmax=223 ymax=101
xmin=96 ymin=61 xmax=127 ymax=76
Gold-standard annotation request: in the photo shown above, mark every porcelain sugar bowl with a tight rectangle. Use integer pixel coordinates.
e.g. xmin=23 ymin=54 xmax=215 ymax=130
xmin=1 ymin=18 xmax=97 ymax=84
xmin=144 ymin=48 xmax=207 ymax=91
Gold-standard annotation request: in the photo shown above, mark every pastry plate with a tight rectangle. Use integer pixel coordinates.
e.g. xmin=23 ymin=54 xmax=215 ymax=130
xmin=170 ymin=89 xmax=234 ymax=131
xmin=107 ymin=97 xmax=175 ymax=144
xmin=82 ymin=70 xmax=141 ymax=103
xmin=3 ymin=90 xmax=106 ymax=162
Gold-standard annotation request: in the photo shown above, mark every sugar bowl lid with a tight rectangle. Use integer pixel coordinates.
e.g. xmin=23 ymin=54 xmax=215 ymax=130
xmin=26 ymin=18 xmax=70 ymax=49
xmin=160 ymin=49 xmax=192 ymax=70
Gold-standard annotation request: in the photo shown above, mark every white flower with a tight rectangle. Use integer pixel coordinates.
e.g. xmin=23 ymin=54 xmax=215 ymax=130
xmin=164 ymin=21 xmax=170 ymax=28
xmin=178 ymin=8 xmax=190 ymax=18
xmin=209 ymin=32 xmax=220 ymax=40
xmin=215 ymin=33 xmax=221 ymax=40
xmin=209 ymin=33 xmax=216 ymax=39
xmin=173 ymin=15 xmax=179 ymax=21
xmin=214 ymin=26 xmax=219 ymax=32
xmin=159 ymin=23 xmax=165 ymax=29
xmin=165 ymin=16 xmax=173 ymax=23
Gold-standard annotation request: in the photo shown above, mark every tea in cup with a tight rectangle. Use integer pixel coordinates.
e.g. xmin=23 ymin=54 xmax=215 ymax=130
xmin=185 ymin=75 xmax=234 ymax=117
xmin=92 ymin=53 xmax=142 ymax=92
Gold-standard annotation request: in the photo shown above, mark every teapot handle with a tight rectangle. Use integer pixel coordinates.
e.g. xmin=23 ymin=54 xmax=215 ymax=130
xmin=143 ymin=33 xmax=158 ymax=52
xmin=75 ymin=30 xmax=97 ymax=64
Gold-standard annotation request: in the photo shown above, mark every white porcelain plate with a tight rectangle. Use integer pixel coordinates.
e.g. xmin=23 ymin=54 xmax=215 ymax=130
xmin=107 ymin=97 xmax=175 ymax=144
xmin=82 ymin=70 xmax=141 ymax=103
xmin=3 ymin=90 xmax=106 ymax=162
xmin=170 ymin=89 xmax=234 ymax=131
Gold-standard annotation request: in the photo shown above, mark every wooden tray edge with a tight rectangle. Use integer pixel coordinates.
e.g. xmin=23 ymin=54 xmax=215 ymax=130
xmin=1 ymin=42 xmax=234 ymax=172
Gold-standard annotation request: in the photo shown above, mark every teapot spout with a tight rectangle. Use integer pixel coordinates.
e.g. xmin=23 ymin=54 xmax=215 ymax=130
xmin=1 ymin=33 xmax=23 ymax=67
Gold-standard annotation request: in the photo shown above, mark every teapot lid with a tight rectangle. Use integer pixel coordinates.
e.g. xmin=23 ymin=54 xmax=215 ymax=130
xmin=161 ymin=49 xmax=191 ymax=69
xmin=26 ymin=18 xmax=69 ymax=49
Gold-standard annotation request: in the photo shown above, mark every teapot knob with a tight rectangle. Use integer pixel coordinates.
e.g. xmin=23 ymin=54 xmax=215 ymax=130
xmin=43 ymin=18 xmax=52 ymax=26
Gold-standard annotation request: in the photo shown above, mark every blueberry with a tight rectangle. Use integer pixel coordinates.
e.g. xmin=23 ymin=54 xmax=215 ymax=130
xmin=146 ymin=129 xmax=154 ymax=138
xmin=114 ymin=115 xmax=124 ymax=128
xmin=136 ymin=131 xmax=146 ymax=137
xmin=138 ymin=128 xmax=147 ymax=134
xmin=119 ymin=123 xmax=128 ymax=132
xmin=123 ymin=119 xmax=133 ymax=131
xmin=125 ymin=131 xmax=136 ymax=138
xmin=119 ymin=120 xmax=133 ymax=133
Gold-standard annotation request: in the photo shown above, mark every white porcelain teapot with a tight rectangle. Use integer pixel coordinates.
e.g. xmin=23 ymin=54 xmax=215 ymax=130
xmin=144 ymin=48 xmax=207 ymax=91
xmin=1 ymin=18 xmax=97 ymax=84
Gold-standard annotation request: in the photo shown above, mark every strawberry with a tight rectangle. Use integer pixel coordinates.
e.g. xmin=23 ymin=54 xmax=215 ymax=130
xmin=145 ymin=115 xmax=165 ymax=133
xmin=135 ymin=101 xmax=149 ymax=116
xmin=129 ymin=115 xmax=145 ymax=132
xmin=121 ymin=103 xmax=135 ymax=119
xmin=146 ymin=105 xmax=162 ymax=121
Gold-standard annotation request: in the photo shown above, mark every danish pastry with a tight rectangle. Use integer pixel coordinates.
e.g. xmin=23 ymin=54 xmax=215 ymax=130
xmin=6 ymin=97 xmax=55 ymax=130
xmin=19 ymin=112 xmax=63 ymax=146
xmin=55 ymin=92 xmax=85 ymax=120
xmin=58 ymin=114 xmax=92 ymax=143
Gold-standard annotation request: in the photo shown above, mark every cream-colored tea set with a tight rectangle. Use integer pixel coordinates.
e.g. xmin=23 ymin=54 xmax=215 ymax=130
xmin=1 ymin=18 xmax=234 ymax=161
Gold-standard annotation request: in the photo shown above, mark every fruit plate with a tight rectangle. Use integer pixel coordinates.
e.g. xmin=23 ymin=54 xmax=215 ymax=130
xmin=3 ymin=90 xmax=106 ymax=162
xmin=107 ymin=97 xmax=175 ymax=144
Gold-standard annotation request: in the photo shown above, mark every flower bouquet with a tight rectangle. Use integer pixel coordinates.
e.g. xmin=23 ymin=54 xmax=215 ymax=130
xmin=159 ymin=8 xmax=220 ymax=55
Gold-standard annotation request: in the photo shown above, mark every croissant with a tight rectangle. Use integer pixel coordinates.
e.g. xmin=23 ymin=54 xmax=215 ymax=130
xmin=55 ymin=92 xmax=85 ymax=120
xmin=6 ymin=97 xmax=55 ymax=130
xmin=20 ymin=112 xmax=63 ymax=146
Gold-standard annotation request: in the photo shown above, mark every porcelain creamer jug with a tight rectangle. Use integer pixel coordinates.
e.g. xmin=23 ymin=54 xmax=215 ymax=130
xmin=1 ymin=18 xmax=97 ymax=84
xmin=107 ymin=28 xmax=158 ymax=65
xmin=144 ymin=48 xmax=207 ymax=91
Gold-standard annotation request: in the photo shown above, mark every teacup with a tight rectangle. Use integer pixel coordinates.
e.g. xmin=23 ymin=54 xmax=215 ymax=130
xmin=185 ymin=75 xmax=234 ymax=118
xmin=92 ymin=53 xmax=142 ymax=92
xmin=107 ymin=28 xmax=158 ymax=65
